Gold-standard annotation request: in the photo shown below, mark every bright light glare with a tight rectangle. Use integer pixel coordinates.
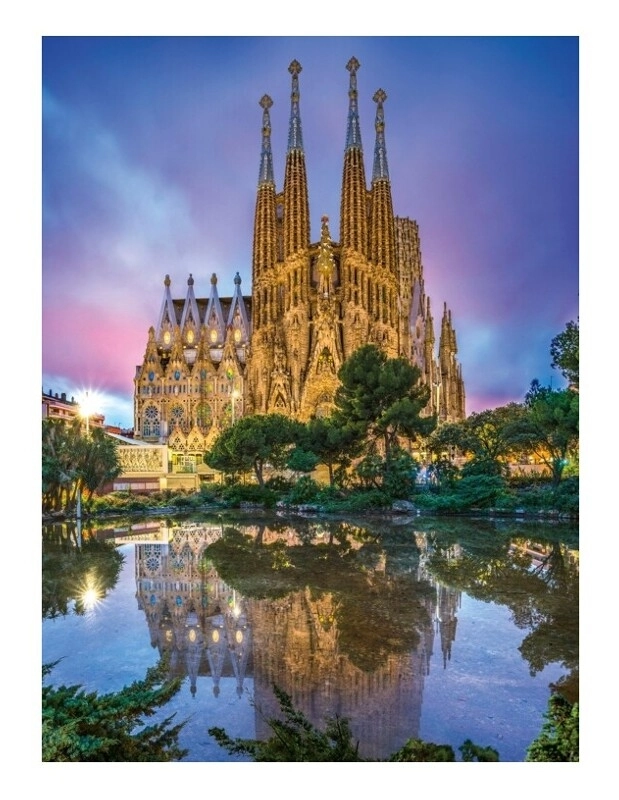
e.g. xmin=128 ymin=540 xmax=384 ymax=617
xmin=81 ymin=588 xmax=100 ymax=609
xmin=78 ymin=389 xmax=100 ymax=419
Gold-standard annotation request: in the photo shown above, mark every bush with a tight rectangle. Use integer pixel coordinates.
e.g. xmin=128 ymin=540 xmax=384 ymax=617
xmin=454 ymin=474 xmax=507 ymax=508
xmin=338 ymin=489 xmax=391 ymax=513
xmin=266 ymin=475 xmax=294 ymax=493
xmin=285 ymin=476 xmax=321 ymax=505
xmin=43 ymin=660 xmax=186 ymax=761
xmin=526 ymin=694 xmax=578 ymax=762
xmin=220 ymin=483 xmax=277 ymax=508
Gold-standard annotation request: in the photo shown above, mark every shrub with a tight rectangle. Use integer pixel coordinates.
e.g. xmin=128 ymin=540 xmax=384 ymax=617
xmin=266 ymin=475 xmax=294 ymax=493
xmin=526 ymin=694 xmax=578 ymax=762
xmin=221 ymin=484 xmax=277 ymax=508
xmin=285 ymin=476 xmax=321 ymax=505
xmin=454 ymin=474 xmax=507 ymax=508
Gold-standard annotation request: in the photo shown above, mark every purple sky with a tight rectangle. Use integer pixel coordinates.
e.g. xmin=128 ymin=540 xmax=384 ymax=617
xmin=42 ymin=36 xmax=579 ymax=428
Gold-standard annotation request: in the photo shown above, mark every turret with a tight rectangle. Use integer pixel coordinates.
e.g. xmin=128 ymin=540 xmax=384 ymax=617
xmin=203 ymin=273 xmax=226 ymax=349
xmin=155 ymin=274 xmax=178 ymax=349
xmin=180 ymin=273 xmax=200 ymax=349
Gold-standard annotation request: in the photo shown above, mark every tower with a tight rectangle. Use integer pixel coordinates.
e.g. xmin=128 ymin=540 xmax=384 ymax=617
xmin=133 ymin=57 xmax=466 ymax=464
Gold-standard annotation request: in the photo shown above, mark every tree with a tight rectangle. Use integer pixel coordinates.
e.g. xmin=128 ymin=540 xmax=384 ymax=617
xmin=525 ymin=694 xmax=579 ymax=762
xmin=428 ymin=404 xmax=525 ymax=477
xmin=301 ymin=415 xmax=363 ymax=486
xmin=205 ymin=414 xmax=302 ymax=486
xmin=209 ymin=685 xmax=362 ymax=761
xmin=550 ymin=319 xmax=579 ymax=389
xmin=334 ymin=344 xmax=436 ymax=458
xmin=80 ymin=427 xmax=122 ymax=503
xmin=42 ymin=532 xmax=124 ymax=619
xmin=42 ymin=419 xmax=82 ymax=512
xmin=42 ymin=660 xmax=187 ymax=761
xmin=42 ymin=419 xmax=121 ymax=514
xmin=209 ymin=684 xmax=499 ymax=762
xmin=510 ymin=383 xmax=579 ymax=485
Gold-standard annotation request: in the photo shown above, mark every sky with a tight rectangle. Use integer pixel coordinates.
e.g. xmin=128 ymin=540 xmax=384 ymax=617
xmin=40 ymin=35 xmax=579 ymax=428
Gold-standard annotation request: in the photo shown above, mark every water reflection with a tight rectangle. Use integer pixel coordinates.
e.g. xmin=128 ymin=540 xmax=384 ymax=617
xmin=42 ymin=522 xmax=124 ymax=618
xmin=42 ymin=514 xmax=578 ymax=761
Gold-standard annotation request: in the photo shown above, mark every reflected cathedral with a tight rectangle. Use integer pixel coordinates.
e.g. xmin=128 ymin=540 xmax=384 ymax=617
xmin=129 ymin=520 xmax=461 ymax=760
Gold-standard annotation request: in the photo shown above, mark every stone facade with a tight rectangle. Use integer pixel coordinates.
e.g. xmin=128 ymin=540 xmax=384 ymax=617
xmin=134 ymin=57 xmax=466 ymax=461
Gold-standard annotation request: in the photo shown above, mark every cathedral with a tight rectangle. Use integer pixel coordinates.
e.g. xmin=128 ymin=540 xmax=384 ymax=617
xmin=133 ymin=57 xmax=465 ymax=462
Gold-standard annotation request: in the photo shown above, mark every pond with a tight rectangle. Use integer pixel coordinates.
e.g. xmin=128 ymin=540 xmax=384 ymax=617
xmin=42 ymin=511 xmax=578 ymax=762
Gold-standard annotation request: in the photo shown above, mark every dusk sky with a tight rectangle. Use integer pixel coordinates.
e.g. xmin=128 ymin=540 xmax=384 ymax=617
xmin=41 ymin=35 xmax=579 ymax=428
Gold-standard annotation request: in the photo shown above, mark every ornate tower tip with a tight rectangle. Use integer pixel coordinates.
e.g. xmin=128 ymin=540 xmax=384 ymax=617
xmin=259 ymin=94 xmax=273 ymax=110
xmin=373 ymin=88 xmax=387 ymax=105
xmin=188 ymin=273 xmax=194 ymax=285
xmin=288 ymin=59 xmax=302 ymax=76
xmin=234 ymin=272 xmax=241 ymax=285
xmin=211 ymin=273 xmax=218 ymax=285
xmin=346 ymin=56 xmax=360 ymax=73
xmin=164 ymin=274 xmax=171 ymax=287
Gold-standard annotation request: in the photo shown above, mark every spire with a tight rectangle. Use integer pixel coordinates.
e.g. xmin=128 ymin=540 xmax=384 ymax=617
xmin=340 ymin=57 xmax=368 ymax=259
xmin=155 ymin=274 xmax=178 ymax=348
xmin=283 ymin=59 xmax=310 ymax=256
xmin=368 ymin=88 xmax=396 ymax=272
xmin=258 ymin=94 xmax=275 ymax=185
xmin=253 ymin=96 xmax=278 ymax=289
xmin=345 ymin=57 xmax=363 ymax=151
xmin=204 ymin=273 xmax=226 ymax=348
xmin=372 ymin=89 xmax=390 ymax=181
xmin=180 ymin=273 xmax=200 ymax=346
xmin=226 ymin=272 xmax=251 ymax=346
xmin=287 ymin=60 xmax=304 ymax=152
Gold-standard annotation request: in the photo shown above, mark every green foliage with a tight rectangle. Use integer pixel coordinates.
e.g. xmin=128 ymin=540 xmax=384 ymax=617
xmin=455 ymin=474 xmax=507 ymax=507
xmin=525 ymin=694 xmax=579 ymax=762
xmin=354 ymin=446 xmax=418 ymax=498
xmin=429 ymin=404 xmax=525 ymax=477
xmin=286 ymin=446 xmax=319 ymax=475
xmin=285 ymin=475 xmax=321 ymax=505
xmin=301 ymin=415 xmax=362 ymax=486
xmin=42 ymin=533 xmax=124 ymax=619
xmin=220 ymin=483 xmax=278 ymax=508
xmin=265 ymin=475 xmax=294 ymax=492
xmin=389 ymin=739 xmax=455 ymax=761
xmin=459 ymin=739 xmax=500 ymax=761
xmin=42 ymin=419 xmax=121 ymax=514
xmin=205 ymin=413 xmax=302 ymax=486
xmin=42 ymin=660 xmax=187 ymax=762
xmin=512 ymin=384 xmax=579 ymax=485
xmin=124 ymin=495 xmax=153 ymax=512
xmin=209 ymin=685 xmax=499 ymax=762
xmin=332 ymin=489 xmax=392 ymax=513
xmin=550 ymin=319 xmax=579 ymax=388
xmin=334 ymin=344 xmax=435 ymax=457
xmin=209 ymin=685 xmax=362 ymax=761
xmin=416 ymin=474 xmax=507 ymax=513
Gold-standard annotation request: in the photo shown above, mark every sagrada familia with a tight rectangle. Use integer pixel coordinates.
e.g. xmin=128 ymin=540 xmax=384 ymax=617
xmin=133 ymin=58 xmax=466 ymax=457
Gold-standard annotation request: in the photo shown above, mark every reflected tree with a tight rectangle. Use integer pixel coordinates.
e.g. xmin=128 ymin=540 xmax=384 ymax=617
xmin=425 ymin=534 xmax=578 ymax=701
xmin=42 ymin=525 xmax=124 ymax=619
xmin=204 ymin=522 xmax=434 ymax=672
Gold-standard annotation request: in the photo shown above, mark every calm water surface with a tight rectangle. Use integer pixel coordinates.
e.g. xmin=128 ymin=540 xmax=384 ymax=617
xmin=42 ymin=512 xmax=578 ymax=762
